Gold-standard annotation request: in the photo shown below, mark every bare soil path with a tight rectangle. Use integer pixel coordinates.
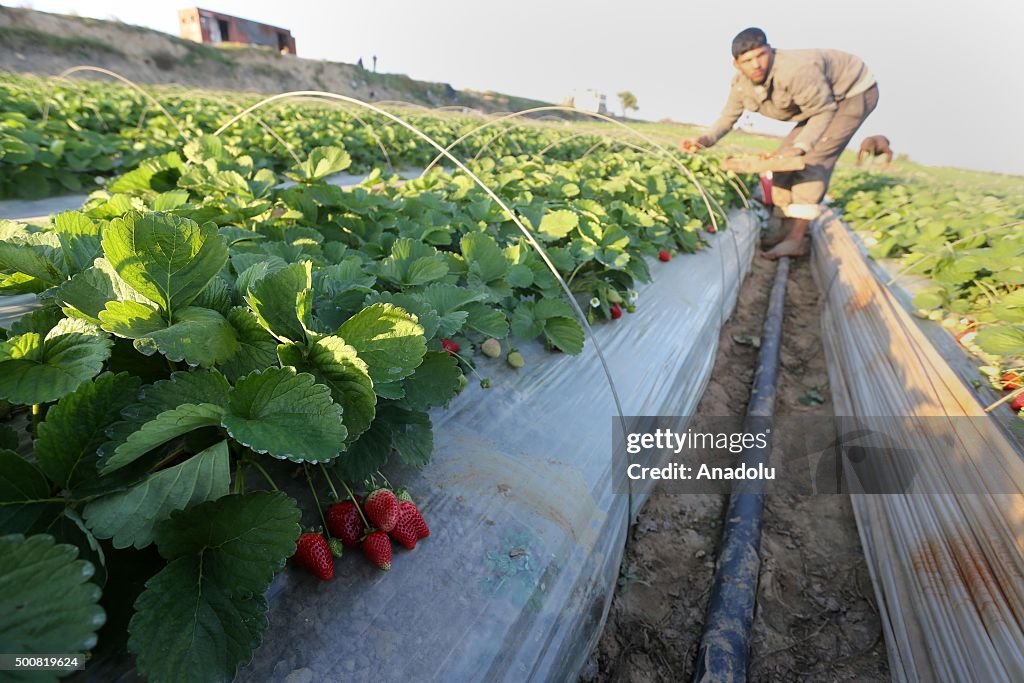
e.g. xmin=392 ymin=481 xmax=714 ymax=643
xmin=587 ymin=254 xmax=889 ymax=682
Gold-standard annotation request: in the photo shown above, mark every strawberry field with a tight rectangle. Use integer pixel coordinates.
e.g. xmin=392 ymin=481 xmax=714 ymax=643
xmin=0 ymin=73 xmax=752 ymax=681
xmin=4 ymin=66 xmax=1023 ymax=683
xmin=830 ymin=169 xmax=1024 ymax=418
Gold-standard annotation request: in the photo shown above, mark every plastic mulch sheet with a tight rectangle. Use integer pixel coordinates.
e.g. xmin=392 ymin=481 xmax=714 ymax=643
xmin=228 ymin=210 xmax=758 ymax=683
xmin=811 ymin=213 xmax=1024 ymax=683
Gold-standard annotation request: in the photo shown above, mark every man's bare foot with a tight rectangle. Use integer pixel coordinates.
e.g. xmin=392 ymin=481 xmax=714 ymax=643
xmin=760 ymin=229 xmax=788 ymax=249
xmin=761 ymin=237 xmax=809 ymax=260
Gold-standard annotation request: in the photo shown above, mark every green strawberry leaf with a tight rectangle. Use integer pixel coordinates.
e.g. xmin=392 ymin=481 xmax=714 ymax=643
xmin=285 ymin=146 xmax=352 ymax=183
xmin=0 ymin=240 xmax=67 ymax=293
xmin=332 ymin=412 xmax=393 ymax=481
xmin=976 ymin=325 xmax=1024 ymax=357
xmin=8 ymin=306 xmax=62 ymax=337
xmin=278 ymin=336 xmax=376 ymax=444
xmin=193 ymin=277 xmax=233 ymax=317
xmin=100 ymin=301 xmax=238 ymax=368
xmin=34 ymin=372 xmax=142 ymax=493
xmin=0 ymin=451 xmax=61 ymax=535
xmin=510 ymin=301 xmax=544 ymax=339
xmin=47 ymin=509 xmax=108 ymax=588
xmin=217 ymin=307 xmax=279 ymax=382
xmin=382 ymin=405 xmax=433 ymax=467
xmin=56 ymin=268 xmax=117 ymax=325
xmin=99 ymin=370 xmax=229 ymax=463
xmin=84 ymin=441 xmax=230 ymax=549
xmin=535 ymin=298 xmax=577 ymax=320
xmin=52 ymin=211 xmax=101 ymax=275
xmin=107 ymin=152 xmax=183 ymax=194
xmin=129 ymin=492 xmax=299 ymax=683
xmin=244 ymin=261 xmax=312 ymax=344
xmin=462 ymin=231 xmax=509 ymax=285
xmin=101 ymin=211 xmax=228 ymax=319
xmin=506 ymin=263 xmax=534 ymax=288
xmin=543 ymin=316 xmax=585 ymax=355
xmin=0 ymin=535 xmax=105 ymax=668
xmin=0 ymin=318 xmax=112 ymax=405
xmin=912 ymin=289 xmax=945 ymax=310
xmin=399 ymin=351 xmax=461 ymax=411
xmin=100 ymin=403 xmax=226 ymax=475
xmin=537 ymin=209 xmax=579 ymax=241
xmin=336 ymin=303 xmax=426 ymax=387
xmin=992 ymin=289 xmax=1024 ymax=323
xmin=127 ymin=370 xmax=231 ymax=419
xmin=364 ymin=291 xmax=442 ymax=341
xmin=376 ymin=238 xmax=449 ymax=287
xmin=57 ymin=257 xmax=153 ymax=325
xmin=463 ymin=303 xmax=509 ymax=338
xmin=183 ymin=135 xmax=227 ymax=164
xmin=222 ymin=367 xmax=346 ymax=463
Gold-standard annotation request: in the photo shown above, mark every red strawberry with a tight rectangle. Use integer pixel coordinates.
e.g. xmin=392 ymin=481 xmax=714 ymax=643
xmin=610 ymin=302 xmax=623 ymax=320
xmin=389 ymin=505 xmax=420 ymax=550
xmin=1001 ymin=372 xmax=1023 ymax=391
xmin=364 ymin=488 xmax=399 ymax=532
xmin=706 ymin=224 xmax=717 ymax=234
xmin=295 ymin=533 xmax=334 ymax=581
xmin=658 ymin=249 xmax=671 ymax=262
xmin=362 ymin=530 xmax=392 ymax=570
xmin=441 ymin=338 xmax=460 ymax=355
xmin=327 ymin=499 xmax=366 ymax=547
xmin=1011 ymin=393 xmax=1024 ymax=413
xmin=401 ymin=500 xmax=430 ymax=539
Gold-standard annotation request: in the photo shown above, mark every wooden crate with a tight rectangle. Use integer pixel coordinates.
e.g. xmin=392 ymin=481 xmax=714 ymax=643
xmin=720 ymin=155 xmax=806 ymax=174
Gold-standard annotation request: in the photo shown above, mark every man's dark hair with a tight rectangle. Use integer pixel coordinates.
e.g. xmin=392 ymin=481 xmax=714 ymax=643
xmin=732 ymin=27 xmax=768 ymax=58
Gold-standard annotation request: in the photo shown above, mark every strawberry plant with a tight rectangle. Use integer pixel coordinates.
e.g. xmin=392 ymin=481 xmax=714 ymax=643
xmin=0 ymin=86 xmax=749 ymax=680
xmin=832 ymin=168 xmax=1024 ymax=421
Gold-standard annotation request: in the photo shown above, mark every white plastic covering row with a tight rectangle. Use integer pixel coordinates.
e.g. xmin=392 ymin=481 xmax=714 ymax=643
xmin=811 ymin=213 xmax=1024 ymax=682
xmin=237 ymin=211 xmax=758 ymax=682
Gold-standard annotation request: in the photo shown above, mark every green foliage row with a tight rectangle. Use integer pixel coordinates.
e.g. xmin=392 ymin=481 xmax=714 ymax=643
xmin=1 ymin=94 xmax=746 ymax=681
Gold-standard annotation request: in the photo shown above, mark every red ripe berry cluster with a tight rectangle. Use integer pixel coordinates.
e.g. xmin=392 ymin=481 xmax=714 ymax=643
xmin=1000 ymin=372 xmax=1024 ymax=414
xmin=293 ymin=487 xmax=431 ymax=580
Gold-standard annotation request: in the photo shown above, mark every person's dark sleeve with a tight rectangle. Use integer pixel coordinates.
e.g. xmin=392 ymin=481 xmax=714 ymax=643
xmin=703 ymin=84 xmax=745 ymax=145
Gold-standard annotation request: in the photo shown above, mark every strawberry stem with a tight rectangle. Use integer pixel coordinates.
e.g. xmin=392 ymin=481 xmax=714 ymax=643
xmin=234 ymin=461 xmax=246 ymax=495
xmin=248 ymin=459 xmax=279 ymax=491
xmin=304 ymin=464 xmax=330 ymax=533
xmin=375 ymin=471 xmax=393 ymax=489
xmin=338 ymin=477 xmax=372 ymax=529
xmin=319 ymin=463 xmax=341 ymax=501
xmin=30 ymin=403 xmax=43 ymax=434
xmin=450 ymin=350 xmax=491 ymax=387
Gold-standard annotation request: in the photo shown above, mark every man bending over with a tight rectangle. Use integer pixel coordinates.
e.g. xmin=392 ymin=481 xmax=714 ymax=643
xmin=682 ymin=27 xmax=878 ymax=259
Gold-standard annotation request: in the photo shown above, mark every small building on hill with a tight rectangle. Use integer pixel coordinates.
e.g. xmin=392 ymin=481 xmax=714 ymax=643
xmin=178 ymin=8 xmax=296 ymax=54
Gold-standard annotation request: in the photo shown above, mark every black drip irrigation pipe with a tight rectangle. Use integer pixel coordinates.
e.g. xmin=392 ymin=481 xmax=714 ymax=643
xmin=694 ymin=256 xmax=790 ymax=682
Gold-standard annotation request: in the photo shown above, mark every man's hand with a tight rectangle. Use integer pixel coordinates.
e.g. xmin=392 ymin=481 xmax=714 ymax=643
xmin=680 ymin=136 xmax=712 ymax=153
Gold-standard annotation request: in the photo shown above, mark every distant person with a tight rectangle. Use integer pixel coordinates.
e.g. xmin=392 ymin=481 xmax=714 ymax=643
xmin=372 ymin=55 xmax=378 ymax=73
xmin=857 ymin=135 xmax=893 ymax=168
xmin=681 ymin=28 xmax=879 ymax=259
xmin=357 ymin=57 xmax=364 ymax=69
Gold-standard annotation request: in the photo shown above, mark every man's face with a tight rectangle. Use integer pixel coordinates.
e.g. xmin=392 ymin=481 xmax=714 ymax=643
xmin=734 ymin=45 xmax=773 ymax=84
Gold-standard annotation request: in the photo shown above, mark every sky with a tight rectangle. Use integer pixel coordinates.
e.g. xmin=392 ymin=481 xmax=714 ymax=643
xmin=15 ymin=0 xmax=1024 ymax=175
